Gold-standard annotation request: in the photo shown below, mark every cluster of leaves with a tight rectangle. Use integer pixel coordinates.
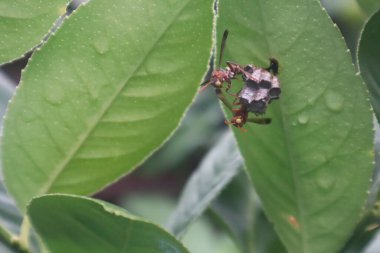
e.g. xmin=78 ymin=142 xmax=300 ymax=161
xmin=1 ymin=0 xmax=380 ymax=253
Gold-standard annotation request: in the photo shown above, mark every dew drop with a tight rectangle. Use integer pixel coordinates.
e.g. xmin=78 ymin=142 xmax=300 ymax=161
xmin=21 ymin=109 xmax=36 ymax=123
xmin=324 ymin=91 xmax=344 ymax=112
xmin=93 ymin=37 xmax=109 ymax=54
xmin=317 ymin=169 xmax=336 ymax=190
xmin=297 ymin=112 xmax=309 ymax=125
xmin=45 ymin=84 xmax=65 ymax=105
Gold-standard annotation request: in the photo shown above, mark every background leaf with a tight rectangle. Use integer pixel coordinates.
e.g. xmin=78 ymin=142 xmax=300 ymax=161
xmin=357 ymin=0 xmax=380 ymax=16
xmin=166 ymin=130 xmax=242 ymax=237
xmin=358 ymin=9 xmax=380 ymax=121
xmin=0 ymin=72 xmax=22 ymax=253
xmin=216 ymin=0 xmax=373 ymax=253
xmin=211 ymin=170 xmax=287 ymax=253
xmin=3 ymin=0 xmax=214 ymax=211
xmin=0 ymin=0 xmax=69 ymax=65
xmin=120 ymin=193 xmax=240 ymax=253
xmin=28 ymin=194 xmax=189 ymax=253
xmin=210 ymin=170 xmax=256 ymax=253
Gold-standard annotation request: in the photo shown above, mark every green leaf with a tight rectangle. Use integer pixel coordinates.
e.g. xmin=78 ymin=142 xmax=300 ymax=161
xmin=0 ymin=77 xmax=23 ymax=253
xmin=216 ymin=1 xmax=373 ymax=253
xmin=210 ymin=170 xmax=255 ymax=253
xmin=357 ymin=0 xmax=380 ymax=16
xmin=28 ymin=194 xmax=189 ymax=253
xmin=0 ymin=0 xmax=69 ymax=64
xmin=166 ymin=131 xmax=242 ymax=237
xmin=358 ymin=9 xmax=380 ymax=121
xmin=3 ymin=0 xmax=214 ymax=211
xmin=0 ymin=180 xmax=22 ymax=237
xmin=211 ymin=171 xmax=287 ymax=253
xmin=253 ymin=210 xmax=287 ymax=253
xmin=120 ymin=193 xmax=240 ymax=253
xmin=0 ymin=79 xmax=20 ymax=236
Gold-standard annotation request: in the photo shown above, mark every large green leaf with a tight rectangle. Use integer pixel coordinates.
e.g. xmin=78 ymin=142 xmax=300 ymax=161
xmin=358 ymin=9 xmax=380 ymax=121
xmin=216 ymin=1 xmax=373 ymax=253
xmin=0 ymin=0 xmax=69 ymax=64
xmin=3 ymin=0 xmax=214 ymax=211
xmin=28 ymin=194 xmax=189 ymax=253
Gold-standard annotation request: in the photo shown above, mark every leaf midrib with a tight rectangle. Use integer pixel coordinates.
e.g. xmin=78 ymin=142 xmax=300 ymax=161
xmin=38 ymin=0 xmax=192 ymax=195
xmin=256 ymin=1 xmax=310 ymax=252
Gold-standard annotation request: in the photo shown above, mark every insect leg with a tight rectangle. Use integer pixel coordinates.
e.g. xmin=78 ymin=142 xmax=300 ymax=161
xmin=247 ymin=117 xmax=272 ymax=125
xmin=215 ymin=88 xmax=234 ymax=112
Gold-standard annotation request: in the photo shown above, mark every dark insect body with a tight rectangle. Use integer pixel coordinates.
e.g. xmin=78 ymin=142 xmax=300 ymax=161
xmin=237 ymin=58 xmax=281 ymax=115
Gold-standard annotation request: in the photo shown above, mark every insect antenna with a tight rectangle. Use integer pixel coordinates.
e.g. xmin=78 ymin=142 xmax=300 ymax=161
xmin=217 ymin=29 xmax=229 ymax=69
xmin=266 ymin=58 xmax=279 ymax=75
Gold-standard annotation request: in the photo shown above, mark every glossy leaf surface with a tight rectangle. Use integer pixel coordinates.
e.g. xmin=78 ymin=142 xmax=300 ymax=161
xmin=0 ymin=0 xmax=69 ymax=64
xmin=28 ymin=194 xmax=189 ymax=253
xmin=3 ymin=0 xmax=213 ymax=211
xmin=217 ymin=1 xmax=373 ymax=253
xmin=358 ymin=9 xmax=380 ymax=121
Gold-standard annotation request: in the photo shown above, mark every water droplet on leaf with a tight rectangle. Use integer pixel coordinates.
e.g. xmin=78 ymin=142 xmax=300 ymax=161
xmin=317 ymin=169 xmax=336 ymax=190
xmin=45 ymin=84 xmax=65 ymax=105
xmin=93 ymin=37 xmax=109 ymax=54
xmin=324 ymin=91 xmax=344 ymax=112
xmin=21 ymin=109 xmax=36 ymax=123
xmin=298 ymin=113 xmax=309 ymax=125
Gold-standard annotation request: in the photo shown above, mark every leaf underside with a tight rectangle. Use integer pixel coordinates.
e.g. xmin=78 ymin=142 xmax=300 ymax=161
xmin=166 ymin=131 xmax=242 ymax=237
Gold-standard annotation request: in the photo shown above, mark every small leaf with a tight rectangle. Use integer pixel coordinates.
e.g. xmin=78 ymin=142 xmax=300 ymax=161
xmin=166 ymin=131 xmax=242 ymax=237
xmin=358 ymin=9 xmax=380 ymax=121
xmin=0 ymin=0 xmax=69 ymax=64
xmin=210 ymin=170 xmax=255 ymax=253
xmin=28 ymin=194 xmax=189 ymax=253
xmin=3 ymin=0 xmax=214 ymax=211
xmin=0 ymin=82 xmax=21 ymax=236
xmin=216 ymin=0 xmax=374 ymax=253
xmin=0 ymin=74 xmax=22 ymax=253
xmin=252 ymin=210 xmax=287 ymax=253
xmin=0 ymin=178 xmax=22 ymax=237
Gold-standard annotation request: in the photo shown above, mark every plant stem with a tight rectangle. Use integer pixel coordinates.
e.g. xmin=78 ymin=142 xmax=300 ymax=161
xmin=0 ymin=224 xmax=13 ymax=245
xmin=0 ymin=224 xmax=30 ymax=253
xmin=215 ymin=88 xmax=234 ymax=111
xmin=19 ymin=216 xmax=31 ymax=251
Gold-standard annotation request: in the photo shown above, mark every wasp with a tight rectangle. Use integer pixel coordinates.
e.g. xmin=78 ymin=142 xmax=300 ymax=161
xmin=199 ymin=30 xmax=244 ymax=92
xmin=224 ymin=106 xmax=271 ymax=131
xmin=200 ymin=30 xmax=281 ymax=130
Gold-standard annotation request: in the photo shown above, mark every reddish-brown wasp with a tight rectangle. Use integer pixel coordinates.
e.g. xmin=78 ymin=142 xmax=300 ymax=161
xmin=199 ymin=30 xmax=244 ymax=92
xmin=224 ymin=105 xmax=272 ymax=131
xmin=200 ymin=30 xmax=280 ymax=131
